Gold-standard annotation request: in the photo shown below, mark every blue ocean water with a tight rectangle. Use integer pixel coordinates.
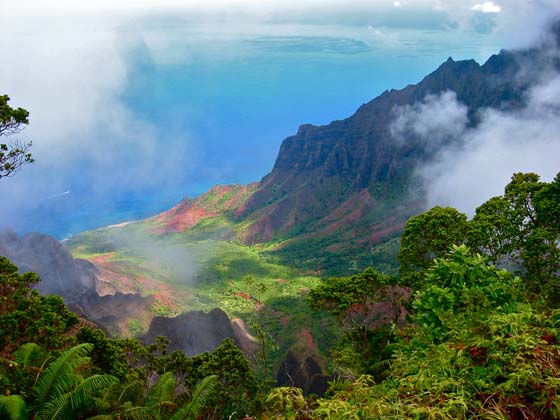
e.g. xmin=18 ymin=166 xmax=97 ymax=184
xmin=2 ymin=20 xmax=505 ymax=239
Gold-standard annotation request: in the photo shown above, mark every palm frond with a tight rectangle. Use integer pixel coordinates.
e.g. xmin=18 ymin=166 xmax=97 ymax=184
xmin=117 ymin=380 xmax=145 ymax=405
xmin=68 ymin=374 xmax=118 ymax=411
xmin=14 ymin=343 xmax=45 ymax=370
xmin=119 ymin=404 xmax=159 ymax=420
xmin=33 ymin=343 xmax=93 ymax=406
xmin=0 ymin=395 xmax=28 ymax=420
xmin=146 ymin=372 xmax=176 ymax=408
xmin=169 ymin=375 xmax=218 ymax=420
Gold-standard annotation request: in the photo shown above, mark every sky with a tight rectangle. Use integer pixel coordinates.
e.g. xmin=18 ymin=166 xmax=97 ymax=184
xmin=0 ymin=0 xmax=558 ymax=238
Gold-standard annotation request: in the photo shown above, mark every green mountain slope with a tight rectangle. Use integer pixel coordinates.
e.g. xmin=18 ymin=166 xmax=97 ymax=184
xmin=104 ymin=48 xmax=537 ymax=277
xmin=66 ymin=36 xmax=556 ymax=384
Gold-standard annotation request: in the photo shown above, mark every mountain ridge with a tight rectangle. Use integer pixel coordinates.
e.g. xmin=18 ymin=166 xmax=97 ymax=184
xmin=12 ymin=32 xmax=560 ymax=394
xmin=140 ymin=44 xmax=537 ymax=274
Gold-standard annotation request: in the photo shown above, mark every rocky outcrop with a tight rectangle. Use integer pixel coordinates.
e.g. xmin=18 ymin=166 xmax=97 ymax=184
xmin=231 ymin=317 xmax=258 ymax=356
xmin=143 ymin=308 xmax=242 ymax=356
xmin=277 ymin=350 xmax=330 ymax=396
xmin=0 ymin=229 xmax=97 ymax=298
xmin=239 ymin=52 xmax=526 ymax=242
xmin=0 ymin=229 xmax=157 ymax=336
xmin=78 ymin=291 xmax=157 ymax=336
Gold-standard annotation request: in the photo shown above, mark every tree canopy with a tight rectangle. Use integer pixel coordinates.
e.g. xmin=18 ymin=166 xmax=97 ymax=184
xmin=0 ymin=95 xmax=33 ymax=179
xmin=398 ymin=172 xmax=560 ymax=306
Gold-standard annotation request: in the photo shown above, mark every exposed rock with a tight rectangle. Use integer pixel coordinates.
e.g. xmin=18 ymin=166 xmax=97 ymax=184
xmin=231 ymin=317 xmax=258 ymax=356
xmin=143 ymin=308 xmax=242 ymax=356
xmin=277 ymin=350 xmax=331 ymax=396
xmin=78 ymin=291 xmax=157 ymax=337
xmin=0 ymin=229 xmax=97 ymax=298
xmin=0 ymin=229 xmax=157 ymax=337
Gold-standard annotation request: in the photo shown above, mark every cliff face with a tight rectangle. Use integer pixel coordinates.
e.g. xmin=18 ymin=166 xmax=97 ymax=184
xmin=142 ymin=308 xmax=242 ymax=356
xmin=239 ymin=52 xmax=524 ymax=242
xmin=0 ymin=229 xmax=97 ymax=298
xmin=132 ymin=47 xmax=539 ymax=274
xmin=182 ymin=48 xmax=531 ymax=273
xmin=0 ymin=230 xmax=159 ymax=336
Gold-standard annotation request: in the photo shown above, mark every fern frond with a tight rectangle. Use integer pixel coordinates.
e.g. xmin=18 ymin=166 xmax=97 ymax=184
xmin=35 ymin=392 xmax=70 ymax=420
xmin=146 ymin=372 xmax=176 ymax=408
xmin=119 ymin=404 xmax=159 ymax=420
xmin=36 ymin=374 xmax=117 ymax=420
xmin=68 ymin=374 xmax=118 ymax=411
xmin=169 ymin=375 xmax=218 ymax=420
xmin=14 ymin=343 xmax=45 ymax=370
xmin=0 ymin=395 xmax=28 ymax=420
xmin=33 ymin=343 xmax=93 ymax=406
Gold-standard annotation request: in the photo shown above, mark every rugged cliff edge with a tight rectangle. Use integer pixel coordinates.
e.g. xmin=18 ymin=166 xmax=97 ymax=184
xmin=148 ymin=44 xmax=546 ymax=274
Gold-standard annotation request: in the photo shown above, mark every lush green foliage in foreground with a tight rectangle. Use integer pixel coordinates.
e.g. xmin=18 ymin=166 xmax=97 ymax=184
xmin=0 ymin=256 xmax=259 ymax=420
xmin=399 ymin=172 xmax=560 ymax=306
xmin=265 ymin=246 xmax=560 ymax=419
xmin=0 ymin=256 xmax=78 ymax=354
xmin=1 ymin=172 xmax=559 ymax=419
xmin=268 ymin=172 xmax=560 ymax=419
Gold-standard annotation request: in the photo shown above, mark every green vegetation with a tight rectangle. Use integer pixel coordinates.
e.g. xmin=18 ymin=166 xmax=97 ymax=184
xmin=2 ymin=171 xmax=559 ymax=419
xmin=399 ymin=172 xmax=560 ymax=306
xmin=0 ymin=94 xmax=33 ymax=179
xmin=398 ymin=206 xmax=468 ymax=287
xmin=308 ymin=268 xmax=400 ymax=377
xmin=0 ymin=266 xmax=260 ymax=420
xmin=0 ymin=340 xmax=223 ymax=420
xmin=298 ymin=172 xmax=560 ymax=419
xmin=0 ymin=256 xmax=78 ymax=354
xmin=308 ymin=246 xmax=560 ymax=419
xmin=0 ymin=343 xmax=117 ymax=420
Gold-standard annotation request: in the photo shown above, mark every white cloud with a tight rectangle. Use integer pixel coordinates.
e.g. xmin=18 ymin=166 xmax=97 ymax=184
xmin=390 ymin=91 xmax=468 ymax=151
xmin=404 ymin=73 xmax=560 ymax=216
xmin=1 ymin=0 xmax=560 ymax=231
xmin=0 ymin=11 xmax=198 ymax=231
xmin=431 ymin=0 xmax=560 ymax=48
xmin=472 ymin=1 xmax=502 ymax=14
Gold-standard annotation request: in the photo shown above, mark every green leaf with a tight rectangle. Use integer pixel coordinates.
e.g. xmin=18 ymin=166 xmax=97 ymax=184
xmin=0 ymin=395 xmax=28 ymax=420
xmin=169 ymin=375 xmax=218 ymax=420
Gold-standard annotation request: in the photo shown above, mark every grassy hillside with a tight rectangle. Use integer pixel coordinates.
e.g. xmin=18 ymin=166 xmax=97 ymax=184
xmin=67 ymin=220 xmax=338 ymax=368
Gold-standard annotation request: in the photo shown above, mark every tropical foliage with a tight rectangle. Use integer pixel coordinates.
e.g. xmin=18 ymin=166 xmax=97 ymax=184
xmin=399 ymin=172 xmax=560 ymax=306
xmin=310 ymin=246 xmax=560 ymax=419
xmin=0 ymin=259 xmax=256 ymax=420
xmin=0 ymin=256 xmax=79 ymax=354
xmin=0 ymin=94 xmax=33 ymax=179
xmin=1 ymin=171 xmax=559 ymax=419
